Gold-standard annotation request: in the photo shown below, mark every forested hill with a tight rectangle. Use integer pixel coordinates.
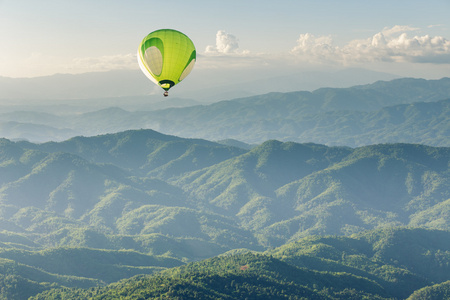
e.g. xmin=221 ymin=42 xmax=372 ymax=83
xmin=30 ymin=227 xmax=450 ymax=300
xmin=0 ymin=129 xmax=448 ymax=298
xmin=0 ymin=129 xmax=448 ymax=251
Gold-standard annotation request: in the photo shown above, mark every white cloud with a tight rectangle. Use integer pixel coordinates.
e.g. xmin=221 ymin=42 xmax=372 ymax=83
xmin=291 ymin=33 xmax=337 ymax=62
xmin=14 ymin=26 xmax=446 ymax=78
xmin=290 ymin=25 xmax=450 ymax=65
xmin=205 ymin=30 xmax=247 ymax=54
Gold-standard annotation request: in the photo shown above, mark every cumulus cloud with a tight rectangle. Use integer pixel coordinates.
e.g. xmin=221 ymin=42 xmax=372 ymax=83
xmin=205 ymin=30 xmax=247 ymax=54
xmin=291 ymin=25 xmax=450 ymax=65
xmin=291 ymin=33 xmax=337 ymax=61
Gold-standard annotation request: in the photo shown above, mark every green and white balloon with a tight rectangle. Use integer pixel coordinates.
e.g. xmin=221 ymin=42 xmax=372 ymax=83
xmin=138 ymin=29 xmax=196 ymax=96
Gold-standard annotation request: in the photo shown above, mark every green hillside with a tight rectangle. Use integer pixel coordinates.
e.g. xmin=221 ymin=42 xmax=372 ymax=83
xmin=269 ymin=228 xmax=450 ymax=299
xmin=0 ymin=131 xmax=448 ymax=253
xmin=30 ymin=252 xmax=389 ymax=299
xmin=30 ymin=227 xmax=450 ymax=300
xmin=0 ymin=247 xmax=182 ymax=283
xmin=21 ymin=129 xmax=247 ymax=178
xmin=407 ymin=281 xmax=450 ymax=300
xmin=0 ymin=247 xmax=184 ymax=300
xmin=0 ymin=130 xmax=448 ymax=298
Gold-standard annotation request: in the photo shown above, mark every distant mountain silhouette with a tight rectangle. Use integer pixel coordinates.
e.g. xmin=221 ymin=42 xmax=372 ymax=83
xmin=1 ymin=77 xmax=449 ymax=146
xmin=0 ymin=68 xmax=398 ymax=101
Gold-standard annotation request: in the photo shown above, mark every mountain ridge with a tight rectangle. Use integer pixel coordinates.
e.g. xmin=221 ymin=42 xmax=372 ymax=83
xmin=0 ymin=130 xmax=447 ymax=252
xmin=0 ymin=129 xmax=447 ymax=298
xmin=28 ymin=227 xmax=450 ymax=300
xmin=1 ymin=77 xmax=449 ymax=146
xmin=0 ymin=68 xmax=400 ymax=101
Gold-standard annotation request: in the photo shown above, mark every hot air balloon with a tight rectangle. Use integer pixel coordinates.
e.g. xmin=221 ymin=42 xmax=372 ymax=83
xmin=138 ymin=29 xmax=196 ymax=97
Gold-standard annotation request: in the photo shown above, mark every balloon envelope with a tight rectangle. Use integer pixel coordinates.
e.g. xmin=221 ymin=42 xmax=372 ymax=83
xmin=138 ymin=29 xmax=196 ymax=93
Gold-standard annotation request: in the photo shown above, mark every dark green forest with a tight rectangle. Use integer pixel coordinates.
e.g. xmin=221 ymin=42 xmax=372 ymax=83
xmin=29 ymin=228 xmax=450 ymax=299
xmin=0 ymin=78 xmax=448 ymax=299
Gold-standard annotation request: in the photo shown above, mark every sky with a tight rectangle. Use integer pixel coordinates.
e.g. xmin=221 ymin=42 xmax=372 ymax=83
xmin=1 ymin=0 xmax=449 ymax=80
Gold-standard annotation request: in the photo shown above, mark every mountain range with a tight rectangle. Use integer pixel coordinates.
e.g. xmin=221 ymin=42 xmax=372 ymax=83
xmin=21 ymin=228 xmax=450 ymax=299
xmin=0 ymin=129 xmax=447 ymax=298
xmin=0 ymin=73 xmax=448 ymax=299
xmin=0 ymin=68 xmax=398 ymax=101
xmin=0 ymin=77 xmax=449 ymax=146
xmin=0 ymin=129 xmax=448 ymax=249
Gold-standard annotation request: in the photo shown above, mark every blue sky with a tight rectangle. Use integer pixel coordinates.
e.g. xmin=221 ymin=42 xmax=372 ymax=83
xmin=1 ymin=0 xmax=449 ymax=79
